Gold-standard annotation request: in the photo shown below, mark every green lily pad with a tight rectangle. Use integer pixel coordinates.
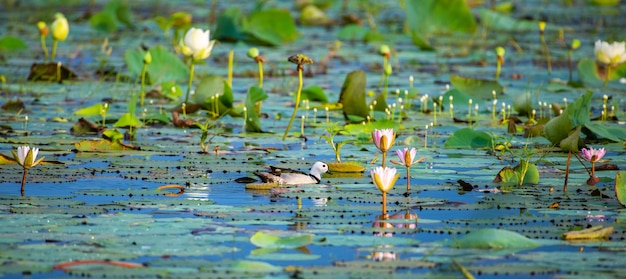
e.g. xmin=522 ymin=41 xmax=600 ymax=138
xmin=444 ymin=128 xmax=493 ymax=149
xmin=615 ymin=171 xmax=626 ymax=207
xmin=250 ymin=231 xmax=313 ymax=249
xmin=450 ymin=76 xmax=502 ymax=100
xmin=125 ymin=46 xmax=189 ymax=84
xmin=338 ymin=70 xmax=368 ymax=121
xmin=405 ymin=0 xmax=476 ymax=49
xmin=453 ymin=228 xmax=540 ymax=249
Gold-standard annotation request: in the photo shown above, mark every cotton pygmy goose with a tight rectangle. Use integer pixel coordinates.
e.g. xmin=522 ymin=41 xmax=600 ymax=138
xmin=254 ymin=161 xmax=329 ymax=185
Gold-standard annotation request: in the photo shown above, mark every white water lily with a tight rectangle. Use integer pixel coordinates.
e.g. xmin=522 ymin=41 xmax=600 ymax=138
xmin=180 ymin=27 xmax=216 ymax=61
xmin=12 ymin=146 xmax=44 ymax=169
xmin=370 ymin=166 xmax=399 ymax=193
xmin=594 ymin=40 xmax=626 ymax=66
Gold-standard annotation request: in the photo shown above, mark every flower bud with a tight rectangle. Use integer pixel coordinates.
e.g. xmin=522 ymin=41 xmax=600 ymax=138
xmin=379 ymin=44 xmax=390 ymax=57
xmin=538 ymin=21 xmax=546 ymax=33
xmin=51 ymin=13 xmax=69 ymax=41
xmin=495 ymin=46 xmax=505 ymax=57
xmin=143 ymin=51 xmax=152 ymax=64
xmin=247 ymin=47 xmax=259 ymax=59
xmin=571 ymin=39 xmax=581 ymax=50
xmin=37 ymin=21 xmax=49 ymax=37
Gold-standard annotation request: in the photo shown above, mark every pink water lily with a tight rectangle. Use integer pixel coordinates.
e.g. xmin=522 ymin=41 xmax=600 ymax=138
xmin=372 ymin=128 xmax=395 ymax=152
xmin=370 ymin=166 xmax=399 ymax=216
xmin=581 ymin=146 xmax=606 ymax=186
xmin=372 ymin=128 xmax=395 ymax=168
xmin=390 ymin=147 xmax=425 ymax=194
xmin=581 ymin=146 xmax=606 ymax=163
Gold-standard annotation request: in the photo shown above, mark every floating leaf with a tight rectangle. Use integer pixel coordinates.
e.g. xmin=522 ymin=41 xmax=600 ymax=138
xmin=0 ymin=36 xmax=27 ymax=53
xmin=74 ymin=139 xmax=137 ymax=152
xmin=113 ymin=112 xmax=143 ymax=128
xmin=75 ymin=103 xmax=106 ymax=117
xmin=405 ymin=0 xmax=477 ymax=49
xmin=479 ymin=9 xmax=539 ymax=32
xmin=250 ymin=230 xmax=313 ymax=249
xmin=562 ymin=225 xmax=614 ymax=240
xmin=301 ymin=85 xmax=328 ymax=103
xmin=444 ymin=128 xmax=493 ymax=149
xmin=246 ymin=9 xmax=299 ymax=46
xmin=453 ymin=228 xmax=539 ymax=249
xmin=125 ymin=46 xmax=189 ymax=84
xmin=230 ymin=260 xmax=281 ymax=273
xmin=450 ymin=76 xmax=502 ymax=100
xmin=328 ymin=162 xmax=365 ymax=173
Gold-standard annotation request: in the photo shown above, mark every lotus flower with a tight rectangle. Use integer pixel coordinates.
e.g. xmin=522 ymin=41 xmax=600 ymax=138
xmin=180 ymin=27 xmax=216 ymax=61
xmin=594 ymin=40 xmax=626 ymax=66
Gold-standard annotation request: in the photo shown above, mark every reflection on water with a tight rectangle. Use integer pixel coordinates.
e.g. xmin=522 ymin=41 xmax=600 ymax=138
xmin=371 ymin=209 xmax=418 ymax=261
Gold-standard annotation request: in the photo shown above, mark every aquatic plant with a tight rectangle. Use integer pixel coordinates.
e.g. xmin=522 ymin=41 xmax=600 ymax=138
xmin=538 ymin=21 xmax=551 ymax=75
xmin=390 ymin=147 xmax=425 ymax=195
xmin=495 ymin=46 xmax=505 ymax=81
xmin=180 ymin=27 xmax=216 ymax=104
xmin=581 ymin=146 xmax=606 ymax=185
xmin=567 ymin=39 xmax=580 ymax=82
xmin=371 ymin=128 xmax=395 ymax=168
xmin=594 ymin=40 xmax=626 ymax=87
xmin=50 ymin=13 xmax=69 ymax=62
xmin=11 ymin=146 xmax=44 ymax=196
xmin=36 ymin=21 xmax=49 ymax=62
xmin=370 ymin=166 xmax=399 ymax=216
xmin=283 ymin=53 xmax=313 ymax=140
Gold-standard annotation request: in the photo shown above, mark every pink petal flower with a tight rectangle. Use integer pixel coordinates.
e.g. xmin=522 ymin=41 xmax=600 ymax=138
xmin=581 ymin=146 xmax=606 ymax=163
xmin=371 ymin=129 xmax=395 ymax=151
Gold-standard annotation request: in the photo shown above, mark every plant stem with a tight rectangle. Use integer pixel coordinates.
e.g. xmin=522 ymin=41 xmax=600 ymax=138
xmin=564 ymin=151 xmax=571 ymax=192
xmin=495 ymin=60 xmax=501 ymax=81
xmin=40 ymin=36 xmax=49 ymax=62
xmin=257 ymin=60 xmax=264 ymax=88
xmin=184 ymin=62 xmax=195 ymax=105
xmin=21 ymin=168 xmax=27 ymax=196
xmin=228 ymin=49 xmax=233 ymax=87
xmin=382 ymin=192 xmax=387 ymax=216
xmin=540 ymin=34 xmax=552 ymax=75
xmin=382 ymin=151 xmax=387 ymax=168
xmin=591 ymin=162 xmax=596 ymax=178
xmin=139 ymin=62 xmax=147 ymax=108
xmin=51 ymin=39 xmax=58 ymax=62
xmin=604 ymin=66 xmax=611 ymax=88
xmin=567 ymin=50 xmax=573 ymax=82
xmin=282 ymin=65 xmax=303 ymax=140
xmin=406 ymin=166 xmax=411 ymax=193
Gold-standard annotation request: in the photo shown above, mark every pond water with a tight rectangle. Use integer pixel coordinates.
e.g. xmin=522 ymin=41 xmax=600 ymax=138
xmin=1 ymin=0 xmax=626 ymax=278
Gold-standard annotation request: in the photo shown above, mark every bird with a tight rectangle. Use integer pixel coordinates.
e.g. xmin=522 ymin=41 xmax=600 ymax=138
xmin=254 ymin=161 xmax=329 ymax=185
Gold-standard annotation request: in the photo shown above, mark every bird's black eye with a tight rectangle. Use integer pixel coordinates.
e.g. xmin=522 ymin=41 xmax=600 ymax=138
xmin=322 ymin=164 xmax=327 ymax=168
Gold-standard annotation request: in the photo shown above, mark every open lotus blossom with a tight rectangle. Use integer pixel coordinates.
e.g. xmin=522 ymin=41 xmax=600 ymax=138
xmin=581 ymin=146 xmax=606 ymax=163
xmin=11 ymin=146 xmax=45 ymax=196
xmin=370 ymin=166 xmax=399 ymax=215
xmin=391 ymin=147 xmax=425 ymax=194
xmin=180 ymin=27 xmax=216 ymax=61
xmin=594 ymin=40 xmax=626 ymax=66
xmin=581 ymin=146 xmax=606 ymax=185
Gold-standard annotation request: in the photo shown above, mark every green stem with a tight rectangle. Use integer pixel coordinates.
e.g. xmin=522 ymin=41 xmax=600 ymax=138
xmin=40 ymin=36 xmax=49 ymax=62
xmin=228 ymin=50 xmax=233 ymax=87
xmin=21 ymin=168 xmax=27 ymax=196
xmin=567 ymin=50 xmax=573 ymax=82
xmin=139 ymin=62 xmax=147 ymax=108
xmin=51 ymin=39 xmax=58 ymax=62
xmin=184 ymin=62 xmax=195 ymax=105
xmin=381 ymin=192 xmax=387 ymax=216
xmin=540 ymin=34 xmax=552 ymax=74
xmin=282 ymin=66 xmax=303 ymax=140
xmin=258 ymin=60 xmax=264 ymax=88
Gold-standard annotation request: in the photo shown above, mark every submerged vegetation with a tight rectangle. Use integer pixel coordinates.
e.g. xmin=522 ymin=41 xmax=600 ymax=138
xmin=1 ymin=0 xmax=626 ymax=277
